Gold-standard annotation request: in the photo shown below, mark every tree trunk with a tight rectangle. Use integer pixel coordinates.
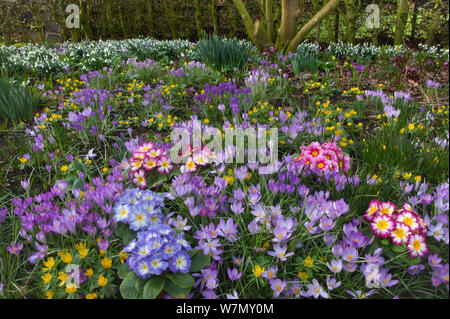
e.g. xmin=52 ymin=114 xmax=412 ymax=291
xmin=276 ymin=0 xmax=300 ymax=48
xmin=394 ymin=0 xmax=410 ymax=45
xmin=194 ymin=0 xmax=204 ymax=38
xmin=410 ymin=1 xmax=418 ymax=42
xmin=166 ymin=0 xmax=178 ymax=39
xmin=80 ymin=1 xmax=93 ymax=40
xmin=211 ymin=0 xmax=218 ymax=34
xmin=344 ymin=0 xmax=356 ymax=43
xmin=232 ymin=0 xmax=268 ymax=49
xmin=334 ymin=8 xmax=340 ymax=42
xmin=287 ymin=0 xmax=340 ymax=52
xmin=325 ymin=0 xmax=335 ymax=42
xmin=134 ymin=0 xmax=143 ymax=38
xmin=266 ymin=0 xmax=274 ymax=44
xmin=118 ymin=3 xmax=127 ymax=38
xmin=146 ymin=0 xmax=155 ymax=38
xmin=426 ymin=0 xmax=441 ymax=46
xmin=228 ymin=4 xmax=239 ymax=38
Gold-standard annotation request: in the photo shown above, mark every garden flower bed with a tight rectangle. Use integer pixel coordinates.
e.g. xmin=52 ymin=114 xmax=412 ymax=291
xmin=0 ymin=38 xmax=448 ymax=299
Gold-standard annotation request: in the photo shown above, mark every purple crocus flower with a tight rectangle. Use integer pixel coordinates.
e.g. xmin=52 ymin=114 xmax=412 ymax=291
xmin=6 ymin=241 xmax=23 ymax=255
xmin=216 ymin=218 xmax=238 ymax=242
xmin=323 ymin=233 xmax=336 ymax=245
xmin=344 ymin=263 xmax=358 ymax=272
xmin=267 ymin=244 xmax=294 ymax=261
xmin=326 ymin=259 xmax=343 ymax=273
xmin=227 ymin=268 xmax=242 ymax=281
xmin=342 ymin=246 xmax=359 ymax=263
xmin=428 ymin=253 xmax=442 ymax=268
xmin=201 ymin=289 xmax=217 ymax=299
xmin=226 ymin=290 xmax=239 ymax=299
xmin=319 ymin=216 xmax=335 ymax=232
xmin=20 ymin=180 xmax=30 ymax=192
xmin=346 ymin=289 xmax=376 ymax=299
xmin=231 ymin=201 xmax=244 ymax=215
xmin=379 ymin=269 xmax=399 ymax=288
xmin=326 ymin=275 xmax=341 ymax=290
xmin=302 ymin=279 xmax=328 ymax=299
xmin=269 ymin=278 xmax=286 ymax=298
xmin=420 ymin=193 xmax=434 ymax=205
xmin=248 ymin=219 xmax=261 ymax=233
xmin=97 ymin=238 xmax=110 ymax=251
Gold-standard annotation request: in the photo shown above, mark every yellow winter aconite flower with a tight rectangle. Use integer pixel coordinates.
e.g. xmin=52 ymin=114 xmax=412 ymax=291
xmin=60 ymin=251 xmax=72 ymax=263
xmin=65 ymin=283 xmax=77 ymax=294
xmin=19 ymin=157 xmax=28 ymax=164
xmin=408 ymin=123 xmax=415 ymax=131
xmin=298 ymin=271 xmax=309 ymax=281
xmin=119 ymin=250 xmax=129 ymax=264
xmin=86 ymin=293 xmax=98 ymax=299
xmin=403 ymin=172 xmax=412 ymax=179
xmin=98 ymin=275 xmax=108 ymax=287
xmin=61 ymin=165 xmax=69 ymax=172
xmin=85 ymin=268 xmax=94 ymax=277
xmin=101 ymin=257 xmax=112 ymax=269
xmin=57 ymin=272 xmax=69 ymax=286
xmin=45 ymin=291 xmax=55 ymax=299
xmin=252 ymin=265 xmax=265 ymax=277
xmin=75 ymin=242 xmax=88 ymax=258
xmin=42 ymin=257 xmax=55 ymax=271
xmin=224 ymin=175 xmax=234 ymax=186
xmin=304 ymin=256 xmax=314 ymax=268
xmin=41 ymin=272 xmax=52 ymax=284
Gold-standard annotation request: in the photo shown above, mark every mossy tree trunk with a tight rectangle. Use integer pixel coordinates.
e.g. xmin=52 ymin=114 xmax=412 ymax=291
xmin=325 ymin=0 xmax=336 ymax=42
xmin=265 ymin=0 xmax=274 ymax=44
xmin=286 ymin=0 xmax=340 ymax=52
xmin=410 ymin=1 xmax=418 ymax=42
xmin=276 ymin=0 xmax=301 ymax=48
xmin=166 ymin=0 xmax=178 ymax=39
xmin=118 ymin=2 xmax=127 ymax=38
xmin=334 ymin=7 xmax=340 ymax=42
xmin=80 ymin=0 xmax=93 ymax=40
xmin=194 ymin=0 xmax=204 ymax=38
xmin=228 ymin=4 xmax=239 ymax=38
xmin=233 ymin=0 xmax=339 ymax=52
xmin=344 ymin=0 xmax=356 ymax=43
xmin=211 ymin=0 xmax=219 ymax=34
xmin=146 ymin=0 xmax=155 ymax=38
xmin=426 ymin=0 xmax=442 ymax=46
xmin=394 ymin=0 xmax=410 ymax=45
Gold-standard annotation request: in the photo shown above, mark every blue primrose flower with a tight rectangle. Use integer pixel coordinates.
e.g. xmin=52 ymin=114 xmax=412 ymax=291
xmin=169 ymin=251 xmax=191 ymax=273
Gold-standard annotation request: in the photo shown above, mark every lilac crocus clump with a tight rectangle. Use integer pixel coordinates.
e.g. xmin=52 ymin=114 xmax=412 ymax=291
xmin=9 ymin=167 xmax=125 ymax=263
